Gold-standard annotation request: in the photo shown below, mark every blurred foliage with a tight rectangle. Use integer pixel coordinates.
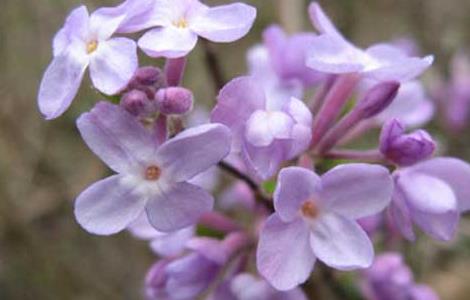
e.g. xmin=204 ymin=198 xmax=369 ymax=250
xmin=2 ymin=0 xmax=470 ymax=299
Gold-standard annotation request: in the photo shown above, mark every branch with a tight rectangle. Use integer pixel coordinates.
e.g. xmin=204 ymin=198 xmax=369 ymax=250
xmin=201 ymin=40 xmax=225 ymax=92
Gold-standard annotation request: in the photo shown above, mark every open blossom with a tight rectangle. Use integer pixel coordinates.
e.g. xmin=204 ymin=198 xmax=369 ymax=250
xmin=390 ymin=157 xmax=470 ymax=241
xmin=38 ymin=6 xmax=138 ymax=119
xmin=361 ymin=253 xmax=439 ymax=300
xmin=128 ymin=214 xmax=194 ymax=257
xmin=380 ymin=119 xmax=436 ymax=166
xmin=306 ymin=3 xmax=433 ymax=82
xmin=257 ymin=165 xmax=393 ymax=290
xmin=211 ymin=76 xmax=313 ymax=179
xmin=138 ymin=0 xmax=256 ymax=58
xmin=74 ymin=102 xmax=231 ymax=235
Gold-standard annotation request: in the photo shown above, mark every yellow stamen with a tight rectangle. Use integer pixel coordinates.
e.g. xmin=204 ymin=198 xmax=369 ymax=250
xmin=86 ymin=40 xmax=98 ymax=54
xmin=301 ymin=201 xmax=319 ymax=219
xmin=173 ymin=18 xmax=188 ymax=29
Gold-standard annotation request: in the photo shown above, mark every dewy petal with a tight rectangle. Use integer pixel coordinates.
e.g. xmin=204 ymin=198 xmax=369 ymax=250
xmin=211 ymin=76 xmax=266 ymax=151
xmin=311 ymin=213 xmax=373 ymax=270
xmin=306 ymin=34 xmax=365 ymax=74
xmin=398 ymin=171 xmax=459 ymax=241
xmin=156 ymin=123 xmax=231 ymax=182
xmin=89 ymin=37 xmax=138 ymax=95
xmin=138 ymin=27 xmax=198 ymax=58
xmin=320 ymin=164 xmax=393 ymax=219
xmin=274 ymin=167 xmax=321 ymax=222
xmin=146 ymin=182 xmax=214 ymax=232
xmin=410 ymin=157 xmax=470 ymax=212
xmin=256 ymin=214 xmax=315 ymax=291
xmin=190 ymin=3 xmax=256 ymax=42
xmin=74 ymin=175 xmax=147 ymax=235
xmin=53 ymin=5 xmax=90 ymax=56
xmin=38 ymin=44 xmax=89 ymax=119
xmin=76 ymin=102 xmax=156 ymax=173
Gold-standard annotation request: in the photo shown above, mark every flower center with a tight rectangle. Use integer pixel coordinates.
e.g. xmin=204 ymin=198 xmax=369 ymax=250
xmin=145 ymin=165 xmax=161 ymax=181
xmin=86 ymin=40 xmax=99 ymax=54
xmin=301 ymin=201 xmax=319 ymax=219
xmin=173 ymin=18 xmax=188 ymax=29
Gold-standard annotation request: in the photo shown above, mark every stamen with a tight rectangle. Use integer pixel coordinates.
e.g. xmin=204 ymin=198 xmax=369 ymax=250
xmin=301 ymin=201 xmax=319 ymax=219
xmin=173 ymin=18 xmax=188 ymax=29
xmin=145 ymin=165 xmax=161 ymax=181
xmin=86 ymin=40 xmax=98 ymax=54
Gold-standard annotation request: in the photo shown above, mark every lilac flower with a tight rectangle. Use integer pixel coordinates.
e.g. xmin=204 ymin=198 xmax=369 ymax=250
xmin=390 ymin=157 xmax=470 ymax=241
xmin=257 ymin=165 xmax=393 ymax=290
xmin=306 ymin=3 xmax=433 ymax=82
xmin=138 ymin=0 xmax=257 ymax=58
xmin=262 ymin=25 xmax=324 ymax=87
xmin=230 ymin=273 xmax=307 ymax=300
xmin=128 ymin=214 xmax=194 ymax=257
xmin=38 ymin=6 xmax=138 ymax=119
xmin=361 ymin=252 xmax=439 ymax=300
xmin=375 ymin=81 xmax=435 ymax=128
xmin=211 ymin=76 xmax=313 ymax=179
xmin=380 ymin=119 xmax=436 ymax=166
xmin=74 ymin=102 xmax=231 ymax=235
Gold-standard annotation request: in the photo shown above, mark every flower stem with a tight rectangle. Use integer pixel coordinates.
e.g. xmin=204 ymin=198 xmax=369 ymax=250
xmin=165 ymin=57 xmax=187 ymax=86
xmin=201 ymin=39 xmax=225 ymax=92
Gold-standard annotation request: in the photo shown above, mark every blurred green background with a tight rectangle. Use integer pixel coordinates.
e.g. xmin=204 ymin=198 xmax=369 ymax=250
xmin=1 ymin=0 xmax=470 ymax=299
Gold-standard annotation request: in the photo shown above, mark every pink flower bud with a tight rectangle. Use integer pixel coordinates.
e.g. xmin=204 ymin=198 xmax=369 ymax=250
xmin=134 ymin=66 xmax=164 ymax=86
xmin=120 ymin=90 xmax=150 ymax=116
xmin=380 ymin=119 xmax=435 ymax=166
xmin=356 ymin=81 xmax=400 ymax=119
xmin=156 ymin=87 xmax=193 ymax=115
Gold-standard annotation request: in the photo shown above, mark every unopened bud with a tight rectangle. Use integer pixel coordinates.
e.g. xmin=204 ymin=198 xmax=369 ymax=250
xmin=357 ymin=81 xmax=400 ymax=118
xmin=134 ymin=66 xmax=164 ymax=86
xmin=156 ymin=87 xmax=193 ymax=115
xmin=120 ymin=90 xmax=150 ymax=116
xmin=380 ymin=119 xmax=435 ymax=166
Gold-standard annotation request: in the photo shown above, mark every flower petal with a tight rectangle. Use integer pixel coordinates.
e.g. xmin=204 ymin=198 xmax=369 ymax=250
xmin=311 ymin=213 xmax=373 ymax=270
xmin=146 ymin=182 xmax=214 ymax=232
xmin=306 ymin=34 xmax=365 ymax=74
xmin=320 ymin=164 xmax=393 ymax=219
xmin=191 ymin=3 xmax=256 ymax=42
xmin=242 ymin=139 xmax=288 ymax=180
xmin=138 ymin=27 xmax=198 ymax=58
xmin=38 ymin=44 xmax=89 ymax=119
xmin=257 ymin=214 xmax=315 ymax=291
xmin=74 ymin=175 xmax=147 ymax=235
xmin=151 ymin=227 xmax=194 ymax=257
xmin=308 ymin=2 xmax=343 ymax=38
xmin=410 ymin=157 xmax=470 ymax=212
xmin=397 ymin=171 xmax=459 ymax=241
xmin=53 ymin=5 xmax=89 ymax=56
xmin=156 ymin=124 xmax=231 ymax=182
xmin=89 ymin=37 xmax=138 ymax=95
xmin=274 ymin=167 xmax=321 ymax=222
xmin=76 ymin=102 xmax=156 ymax=173
xmin=389 ymin=186 xmax=416 ymax=241
xmin=211 ymin=76 xmax=266 ymax=151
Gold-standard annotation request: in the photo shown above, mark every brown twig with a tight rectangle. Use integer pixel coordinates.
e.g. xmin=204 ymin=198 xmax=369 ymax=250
xmin=201 ymin=39 xmax=225 ymax=92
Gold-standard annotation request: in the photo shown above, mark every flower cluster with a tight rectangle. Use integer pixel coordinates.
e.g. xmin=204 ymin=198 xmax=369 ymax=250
xmin=38 ymin=1 xmax=470 ymax=299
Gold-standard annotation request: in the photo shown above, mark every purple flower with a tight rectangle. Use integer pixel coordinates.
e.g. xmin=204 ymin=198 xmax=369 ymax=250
xmin=361 ymin=252 xmax=439 ymax=300
xmin=211 ymin=76 xmax=312 ymax=179
xmin=38 ymin=6 xmax=138 ymax=119
xmin=262 ymin=25 xmax=324 ymax=87
xmin=380 ymin=119 xmax=436 ymax=166
xmin=74 ymin=102 xmax=231 ymax=235
xmin=257 ymin=165 xmax=393 ymax=290
xmin=229 ymin=273 xmax=307 ymax=300
xmin=138 ymin=0 xmax=256 ymax=58
xmin=389 ymin=157 xmax=470 ymax=241
xmin=374 ymin=81 xmax=435 ymax=128
xmin=306 ymin=3 xmax=433 ymax=82
xmin=128 ymin=213 xmax=194 ymax=257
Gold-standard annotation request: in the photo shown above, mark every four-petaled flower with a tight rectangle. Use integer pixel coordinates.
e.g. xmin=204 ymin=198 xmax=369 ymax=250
xmin=74 ymin=102 xmax=231 ymax=234
xmin=257 ymin=165 xmax=393 ymax=290
xmin=38 ymin=6 xmax=138 ymax=119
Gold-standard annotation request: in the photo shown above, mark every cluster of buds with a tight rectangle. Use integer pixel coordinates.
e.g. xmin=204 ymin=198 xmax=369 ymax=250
xmin=37 ymin=1 xmax=470 ymax=299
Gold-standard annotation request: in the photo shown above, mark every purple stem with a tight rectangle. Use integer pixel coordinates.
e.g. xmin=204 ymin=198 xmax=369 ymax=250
xmin=310 ymin=73 xmax=359 ymax=149
xmin=164 ymin=57 xmax=187 ymax=87
xmin=336 ymin=119 xmax=376 ymax=146
xmin=154 ymin=114 xmax=167 ymax=145
xmin=309 ymin=75 xmax=337 ymax=114
xmin=198 ymin=211 xmax=242 ymax=233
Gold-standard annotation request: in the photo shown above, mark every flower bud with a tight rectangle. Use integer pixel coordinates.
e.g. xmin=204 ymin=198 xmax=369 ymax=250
xmin=156 ymin=87 xmax=193 ymax=115
xmin=120 ymin=90 xmax=150 ymax=116
xmin=380 ymin=119 xmax=435 ymax=166
xmin=356 ymin=81 xmax=400 ymax=118
xmin=134 ymin=66 xmax=165 ymax=86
